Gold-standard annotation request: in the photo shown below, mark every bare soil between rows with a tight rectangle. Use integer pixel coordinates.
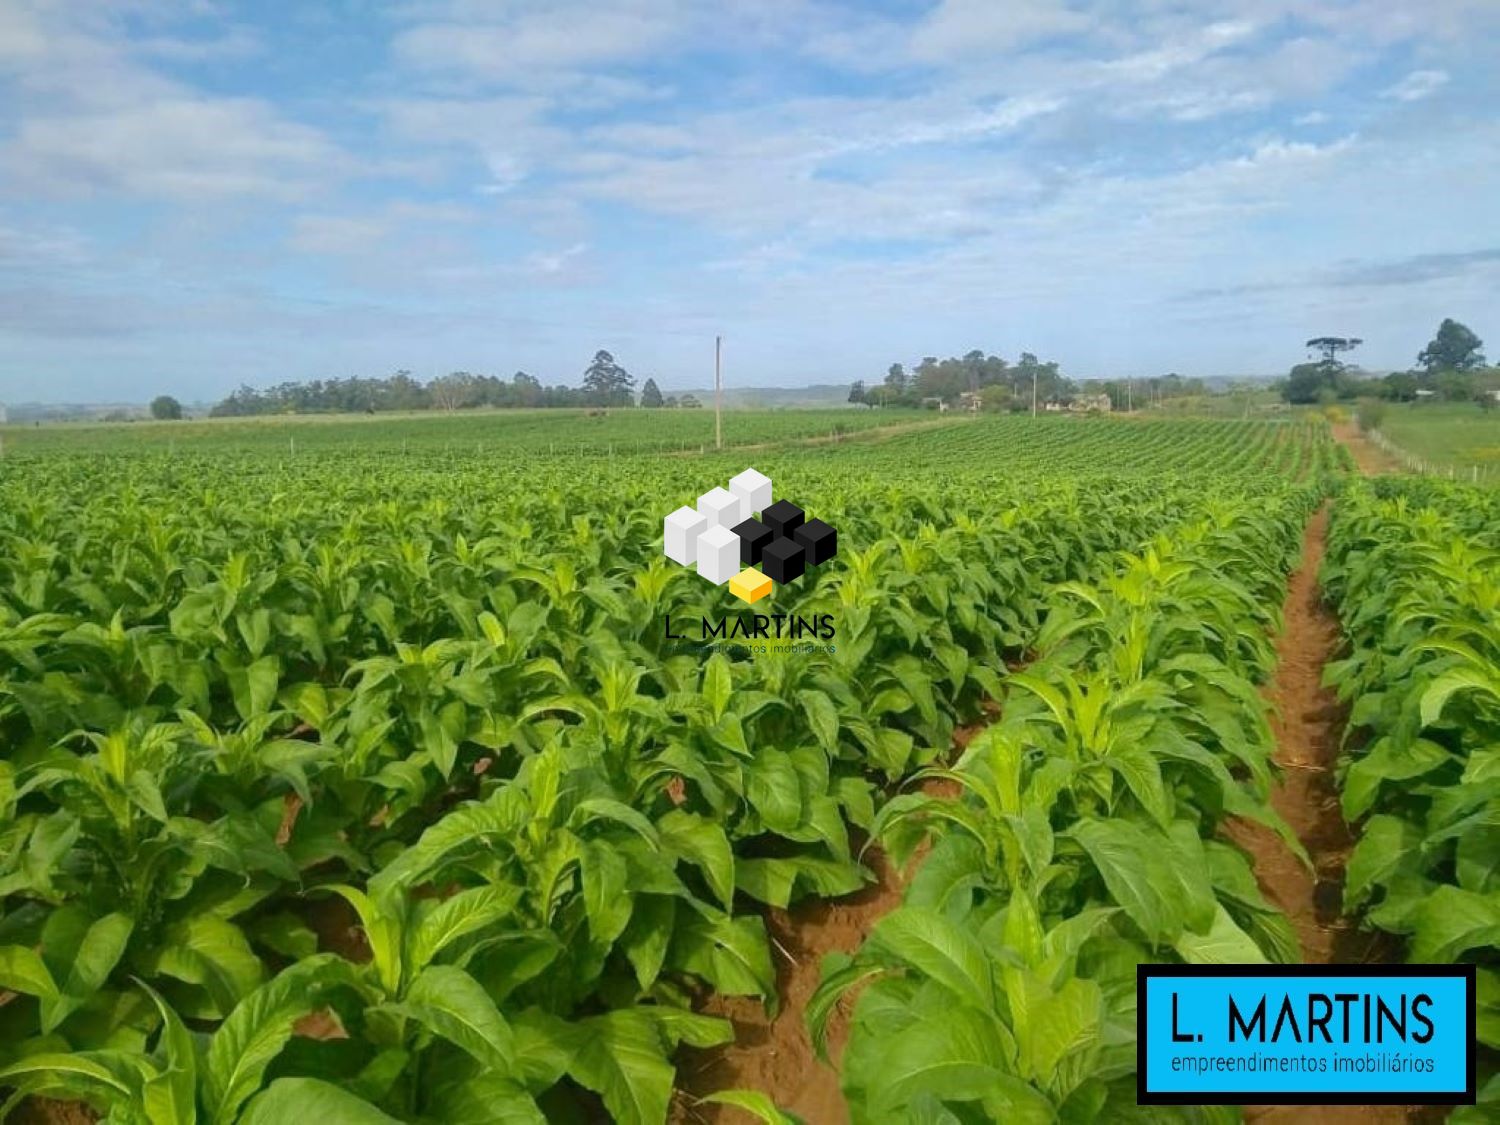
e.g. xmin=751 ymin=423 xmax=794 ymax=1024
xmin=1229 ymin=505 xmax=1423 ymax=1125
xmin=670 ymin=773 xmax=965 ymax=1125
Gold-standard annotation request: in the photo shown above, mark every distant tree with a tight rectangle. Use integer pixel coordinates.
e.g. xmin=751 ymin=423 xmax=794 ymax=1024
xmin=979 ymin=384 xmax=1011 ymax=411
xmin=1281 ymin=335 xmax=1364 ymax=404
xmin=1379 ymin=371 xmax=1420 ymax=401
xmin=1418 ymin=318 xmax=1485 ymax=374
xmin=664 ymin=395 xmax=679 ymax=408
xmin=150 ymin=395 xmax=183 ymax=420
xmin=884 ymin=363 xmax=908 ymax=399
xmin=581 ymin=350 xmax=636 ymax=407
xmin=679 ymin=394 xmax=702 ymax=408
xmin=510 ymin=371 xmax=542 ymax=408
xmin=641 ymin=377 xmax=664 ymax=408
xmin=1284 ymin=362 xmax=1336 ymax=404
xmin=848 ymin=380 xmax=869 ymax=406
xmin=1306 ymin=337 xmax=1363 ymax=364
xmin=430 ymin=372 xmax=477 ymax=411
xmin=1436 ymin=370 xmax=1478 ymax=402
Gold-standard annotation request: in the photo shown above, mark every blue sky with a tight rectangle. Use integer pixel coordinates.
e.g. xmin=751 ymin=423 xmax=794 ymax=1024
xmin=1 ymin=0 xmax=1497 ymax=401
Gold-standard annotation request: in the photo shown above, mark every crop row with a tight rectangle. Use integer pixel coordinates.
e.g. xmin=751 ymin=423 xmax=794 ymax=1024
xmin=805 ymin=479 xmax=1322 ymax=1122
xmin=1320 ymin=477 xmax=1500 ymax=1120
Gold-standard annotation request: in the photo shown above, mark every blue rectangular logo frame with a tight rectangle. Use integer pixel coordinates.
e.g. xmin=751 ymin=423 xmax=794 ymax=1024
xmin=1137 ymin=964 xmax=1476 ymax=1105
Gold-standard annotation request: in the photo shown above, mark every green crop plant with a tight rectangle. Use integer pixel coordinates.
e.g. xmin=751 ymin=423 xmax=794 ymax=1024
xmin=0 ymin=416 xmax=1340 ymax=1121
xmin=1321 ymin=477 xmax=1500 ymax=1118
xmin=811 ymin=490 xmax=1316 ymax=1122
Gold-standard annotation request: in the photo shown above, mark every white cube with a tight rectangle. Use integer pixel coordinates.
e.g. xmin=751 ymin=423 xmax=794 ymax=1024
xmin=729 ymin=468 xmax=772 ymax=515
xmin=696 ymin=524 xmax=741 ymax=585
xmin=664 ymin=505 xmax=708 ymax=565
xmin=698 ymin=486 xmax=746 ymax=529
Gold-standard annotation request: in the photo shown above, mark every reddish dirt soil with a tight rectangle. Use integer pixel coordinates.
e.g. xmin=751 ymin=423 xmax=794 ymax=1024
xmin=1332 ymin=422 xmax=1397 ymax=476
xmin=670 ymin=848 xmax=907 ymax=1125
xmin=1229 ymin=506 xmax=1418 ymax=1125
xmin=9 ymin=1101 xmax=97 ymax=1125
xmin=672 ymin=779 xmax=961 ymax=1125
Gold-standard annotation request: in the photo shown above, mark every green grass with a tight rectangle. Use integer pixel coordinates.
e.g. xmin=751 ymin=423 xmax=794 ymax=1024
xmin=1375 ymin=402 xmax=1500 ymax=482
xmin=0 ymin=406 xmax=929 ymax=457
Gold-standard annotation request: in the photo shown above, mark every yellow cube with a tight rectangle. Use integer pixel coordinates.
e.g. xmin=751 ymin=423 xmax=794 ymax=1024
xmin=729 ymin=567 xmax=772 ymax=604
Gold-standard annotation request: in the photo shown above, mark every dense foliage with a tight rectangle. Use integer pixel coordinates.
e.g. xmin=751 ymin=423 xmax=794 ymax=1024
xmin=1321 ymin=476 xmax=1500 ymax=1118
xmin=0 ymin=416 xmax=1339 ymax=1121
xmin=809 ymin=482 xmax=1321 ymax=1121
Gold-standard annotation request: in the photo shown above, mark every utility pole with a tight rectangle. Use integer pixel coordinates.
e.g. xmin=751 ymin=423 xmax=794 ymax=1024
xmin=714 ymin=335 xmax=723 ymax=452
xmin=1031 ymin=369 xmax=1038 ymax=417
xmin=1127 ymin=379 xmax=1133 ymax=413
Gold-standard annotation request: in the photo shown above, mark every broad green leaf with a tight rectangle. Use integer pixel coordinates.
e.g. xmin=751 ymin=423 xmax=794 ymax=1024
xmin=0 ymin=944 xmax=60 ymax=1001
xmin=657 ymin=811 xmax=735 ymax=909
xmin=670 ymin=912 xmax=775 ymax=998
xmin=203 ymin=954 xmax=356 ymax=1125
xmin=797 ymin=689 xmax=840 ymax=754
xmin=567 ymin=1009 xmax=674 ymax=1125
xmin=1022 ymin=976 xmax=1102 ymax=1087
xmin=581 ymin=840 xmax=633 ymax=945
xmin=369 ymin=785 xmax=531 ymax=908
xmin=746 ymin=750 xmax=803 ymax=834
xmin=702 ymin=654 xmax=732 ymax=722
xmin=138 ymin=981 xmax=197 ymax=1125
xmin=427 ymin=1073 xmax=547 ymax=1125
xmin=42 ymin=912 xmax=134 ymax=1032
xmin=241 ymin=1078 xmax=401 ymax=1124
xmin=383 ymin=965 xmax=515 ymax=1072
xmin=870 ymin=907 xmax=993 ymax=1004
xmin=1421 ymin=667 xmax=1500 ymax=727
xmin=1105 ymin=749 xmax=1169 ymax=827
xmin=323 ymin=884 xmax=402 ymax=995
xmin=736 ymin=855 xmax=866 ymax=909
xmin=1410 ymin=885 xmax=1500 ymax=963
xmin=408 ymin=884 xmax=523 ymax=971
xmin=1173 ymin=904 xmax=1267 ymax=965
xmin=1344 ymin=815 xmax=1422 ymax=912
xmin=1070 ymin=818 xmax=1184 ymax=944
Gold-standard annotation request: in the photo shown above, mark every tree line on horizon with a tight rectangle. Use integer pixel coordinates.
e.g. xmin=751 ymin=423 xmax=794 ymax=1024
xmin=207 ymin=352 xmax=699 ymax=417
xmin=848 ymin=350 xmax=1210 ymax=411
xmin=1279 ymin=318 xmax=1496 ymax=405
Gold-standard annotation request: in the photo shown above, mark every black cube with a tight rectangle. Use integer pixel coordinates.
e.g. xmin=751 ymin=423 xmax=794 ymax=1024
xmin=761 ymin=536 xmax=806 ymax=583
xmin=794 ymin=518 xmax=837 ymax=566
xmin=762 ymin=499 xmax=804 ymax=539
xmin=732 ymin=517 xmax=774 ymax=566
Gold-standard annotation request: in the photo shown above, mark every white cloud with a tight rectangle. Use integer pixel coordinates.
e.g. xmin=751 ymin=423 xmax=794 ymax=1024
xmin=392 ymin=0 xmax=686 ymax=77
xmin=0 ymin=4 xmax=345 ymax=202
xmin=910 ymin=0 xmax=1090 ymax=60
xmin=1382 ymin=69 xmax=1450 ymax=102
xmin=528 ymin=241 xmax=588 ymax=274
xmin=5 ymin=97 xmax=340 ymax=200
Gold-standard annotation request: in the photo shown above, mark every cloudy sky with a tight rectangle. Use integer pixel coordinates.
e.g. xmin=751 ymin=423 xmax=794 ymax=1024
xmin=1 ymin=0 xmax=1497 ymax=402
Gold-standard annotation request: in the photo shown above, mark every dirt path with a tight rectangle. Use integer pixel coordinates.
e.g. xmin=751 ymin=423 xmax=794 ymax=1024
xmin=672 ymin=768 xmax=966 ymax=1125
xmin=1231 ymin=505 xmax=1410 ymax=1125
xmin=1332 ymin=422 xmax=1397 ymax=475
xmin=670 ymin=848 xmax=906 ymax=1125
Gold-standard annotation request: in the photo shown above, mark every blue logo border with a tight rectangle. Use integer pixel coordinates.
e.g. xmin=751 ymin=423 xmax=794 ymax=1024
xmin=1136 ymin=963 xmax=1477 ymax=1106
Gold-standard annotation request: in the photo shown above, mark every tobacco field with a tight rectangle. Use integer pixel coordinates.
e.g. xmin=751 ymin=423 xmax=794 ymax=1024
xmin=2 ymin=411 xmax=1490 ymax=1123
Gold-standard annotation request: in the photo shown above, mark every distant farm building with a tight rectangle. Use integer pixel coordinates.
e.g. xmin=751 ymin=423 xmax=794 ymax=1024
xmin=1073 ymin=393 xmax=1113 ymax=413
